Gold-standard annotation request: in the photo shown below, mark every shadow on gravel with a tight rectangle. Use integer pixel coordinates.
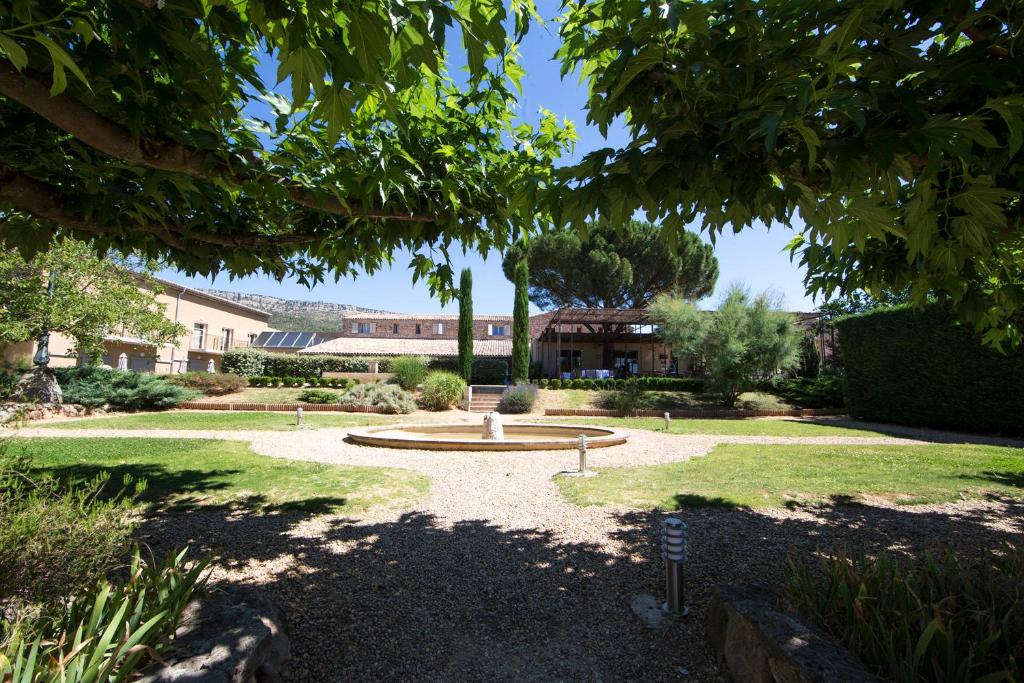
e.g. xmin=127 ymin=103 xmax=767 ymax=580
xmin=138 ymin=494 xmax=1024 ymax=682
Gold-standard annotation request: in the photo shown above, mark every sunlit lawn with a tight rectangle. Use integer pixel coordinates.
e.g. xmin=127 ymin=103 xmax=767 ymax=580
xmin=12 ymin=437 xmax=427 ymax=513
xmin=557 ymin=443 xmax=1024 ymax=509
xmin=550 ymin=417 xmax=888 ymax=437
xmin=44 ymin=410 xmax=399 ymax=431
xmin=541 ymin=389 xmax=794 ymax=411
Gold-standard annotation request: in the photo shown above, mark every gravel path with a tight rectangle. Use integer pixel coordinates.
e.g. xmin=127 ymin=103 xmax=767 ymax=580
xmin=17 ymin=422 xmax=1024 ymax=681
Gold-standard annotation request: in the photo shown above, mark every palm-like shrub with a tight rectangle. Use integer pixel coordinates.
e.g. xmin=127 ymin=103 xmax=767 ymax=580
xmin=391 ymin=356 xmax=428 ymax=390
xmin=420 ymin=371 xmax=466 ymax=411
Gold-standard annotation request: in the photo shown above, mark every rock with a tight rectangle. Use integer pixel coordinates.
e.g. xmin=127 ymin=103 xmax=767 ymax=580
xmin=10 ymin=366 xmax=63 ymax=404
xmin=706 ymin=584 xmax=881 ymax=683
xmin=481 ymin=411 xmax=504 ymax=440
xmin=139 ymin=589 xmax=290 ymax=683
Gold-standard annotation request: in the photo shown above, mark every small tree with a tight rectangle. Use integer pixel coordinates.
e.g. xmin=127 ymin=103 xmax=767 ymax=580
xmin=651 ymin=285 xmax=801 ymax=406
xmin=511 ymin=259 xmax=530 ymax=383
xmin=0 ymin=239 xmax=184 ymax=365
xmin=457 ymin=269 xmax=473 ymax=383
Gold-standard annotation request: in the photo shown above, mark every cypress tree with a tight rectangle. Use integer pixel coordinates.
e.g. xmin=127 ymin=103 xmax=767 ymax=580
xmin=511 ymin=258 xmax=530 ymax=383
xmin=457 ymin=268 xmax=473 ymax=382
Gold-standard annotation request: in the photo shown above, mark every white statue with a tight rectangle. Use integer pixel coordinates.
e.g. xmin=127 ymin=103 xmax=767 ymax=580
xmin=482 ymin=411 xmax=504 ymax=440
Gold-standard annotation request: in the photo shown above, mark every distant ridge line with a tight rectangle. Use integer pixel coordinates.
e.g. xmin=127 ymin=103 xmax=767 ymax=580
xmin=199 ymin=289 xmax=391 ymax=332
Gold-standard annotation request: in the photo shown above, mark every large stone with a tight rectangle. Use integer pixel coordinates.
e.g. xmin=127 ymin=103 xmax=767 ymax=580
xmin=139 ymin=590 xmax=289 ymax=683
xmin=706 ymin=584 xmax=881 ymax=683
xmin=10 ymin=366 xmax=63 ymax=404
xmin=481 ymin=411 xmax=504 ymax=440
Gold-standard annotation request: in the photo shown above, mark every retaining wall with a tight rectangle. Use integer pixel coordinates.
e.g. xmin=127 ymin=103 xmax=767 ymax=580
xmin=544 ymin=408 xmax=846 ymax=419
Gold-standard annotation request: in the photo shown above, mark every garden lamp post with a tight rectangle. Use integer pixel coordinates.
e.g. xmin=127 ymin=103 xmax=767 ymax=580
xmin=661 ymin=518 xmax=687 ymax=615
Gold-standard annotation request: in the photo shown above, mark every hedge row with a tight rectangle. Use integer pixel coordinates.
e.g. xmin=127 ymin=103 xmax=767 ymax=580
xmin=835 ymin=306 xmax=1024 ymax=435
xmin=248 ymin=376 xmax=361 ymax=389
xmin=223 ymin=349 xmax=511 ymax=382
xmin=537 ymin=376 xmax=706 ymax=392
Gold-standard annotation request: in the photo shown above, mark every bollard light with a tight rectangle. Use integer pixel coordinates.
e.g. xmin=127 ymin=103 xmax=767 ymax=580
xmin=296 ymin=406 xmax=303 ymax=427
xmin=577 ymin=433 xmax=588 ymax=474
xmin=664 ymin=411 xmax=671 ymax=431
xmin=661 ymin=517 xmax=687 ymax=615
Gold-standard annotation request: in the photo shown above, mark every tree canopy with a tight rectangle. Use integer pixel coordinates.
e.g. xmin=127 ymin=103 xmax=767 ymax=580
xmin=501 ymin=220 xmax=718 ymax=309
xmin=0 ymin=239 xmax=184 ymax=362
xmin=556 ymin=0 xmax=1024 ymax=344
xmin=0 ymin=0 xmax=573 ymax=296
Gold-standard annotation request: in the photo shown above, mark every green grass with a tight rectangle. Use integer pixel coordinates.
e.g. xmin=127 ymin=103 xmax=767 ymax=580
xmin=549 ymin=417 xmax=891 ymax=437
xmin=45 ymin=410 xmax=399 ymax=431
xmin=557 ymin=443 xmax=1024 ymax=509
xmin=11 ymin=437 xmax=428 ymax=513
xmin=544 ymin=389 xmax=795 ymax=411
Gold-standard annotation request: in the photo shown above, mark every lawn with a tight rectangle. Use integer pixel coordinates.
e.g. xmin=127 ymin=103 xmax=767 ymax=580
xmin=10 ymin=437 xmax=428 ymax=513
xmin=557 ymin=443 xmax=1024 ymax=509
xmin=549 ymin=417 xmax=893 ymax=437
xmin=44 ymin=410 xmax=399 ymax=431
xmin=541 ymin=389 xmax=794 ymax=411
xmin=193 ymin=387 xmax=318 ymax=404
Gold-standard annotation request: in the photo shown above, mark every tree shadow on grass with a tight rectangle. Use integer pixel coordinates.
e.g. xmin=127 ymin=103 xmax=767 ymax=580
xmin=34 ymin=462 xmax=347 ymax=515
xmin=138 ymin=493 xmax=1024 ymax=681
xmin=796 ymin=417 xmax=1024 ymax=446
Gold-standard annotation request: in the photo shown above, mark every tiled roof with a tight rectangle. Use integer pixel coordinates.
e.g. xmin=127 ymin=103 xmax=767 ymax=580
xmin=343 ymin=312 xmax=513 ymax=322
xmin=298 ymin=337 xmax=513 ymax=357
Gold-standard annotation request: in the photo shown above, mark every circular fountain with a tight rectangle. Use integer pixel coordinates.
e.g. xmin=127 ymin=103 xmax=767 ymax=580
xmin=348 ymin=413 xmax=627 ymax=451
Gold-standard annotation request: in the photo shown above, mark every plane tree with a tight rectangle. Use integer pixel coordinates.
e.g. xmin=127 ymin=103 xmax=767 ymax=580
xmin=0 ymin=0 xmax=574 ymax=296
xmin=556 ymin=0 xmax=1024 ymax=344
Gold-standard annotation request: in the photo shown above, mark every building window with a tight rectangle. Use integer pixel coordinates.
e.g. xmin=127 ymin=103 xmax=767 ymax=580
xmin=488 ymin=325 xmax=507 ymax=336
xmin=415 ymin=324 xmax=421 ymax=335
xmin=192 ymin=323 xmax=207 ymax=349
xmin=221 ymin=328 xmax=233 ymax=351
xmin=432 ymin=323 xmax=444 ymax=335
xmin=352 ymin=322 xmax=376 ymax=334
xmin=247 ymin=333 xmax=258 ymax=347
xmin=393 ymin=323 xmax=399 ymax=334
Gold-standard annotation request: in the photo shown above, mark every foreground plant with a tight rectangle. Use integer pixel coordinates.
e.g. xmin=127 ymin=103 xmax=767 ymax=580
xmin=785 ymin=545 xmax=1024 ymax=682
xmin=1 ymin=547 xmax=209 ymax=682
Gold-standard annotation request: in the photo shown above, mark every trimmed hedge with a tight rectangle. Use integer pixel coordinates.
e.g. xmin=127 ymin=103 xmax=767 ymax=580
xmin=836 ymin=306 xmax=1024 ymax=435
xmin=539 ymin=376 xmax=706 ymax=392
xmin=472 ymin=358 xmax=508 ymax=384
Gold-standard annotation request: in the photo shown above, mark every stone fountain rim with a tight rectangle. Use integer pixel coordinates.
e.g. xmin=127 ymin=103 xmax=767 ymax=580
xmin=347 ymin=422 xmax=629 ymax=451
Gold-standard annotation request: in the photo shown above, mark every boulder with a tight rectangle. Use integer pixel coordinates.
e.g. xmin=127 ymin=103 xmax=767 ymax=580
xmin=139 ymin=590 xmax=289 ymax=683
xmin=706 ymin=584 xmax=881 ymax=683
xmin=10 ymin=366 xmax=63 ymax=404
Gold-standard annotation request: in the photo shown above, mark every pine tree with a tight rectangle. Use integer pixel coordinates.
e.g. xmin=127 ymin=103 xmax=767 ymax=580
xmin=511 ymin=259 xmax=530 ymax=383
xmin=457 ymin=268 xmax=473 ymax=383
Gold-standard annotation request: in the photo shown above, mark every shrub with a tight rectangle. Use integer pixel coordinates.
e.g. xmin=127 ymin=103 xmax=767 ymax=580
xmin=391 ymin=355 xmax=428 ymax=390
xmin=836 ymin=305 xmax=1024 ymax=434
xmin=3 ymin=547 xmax=208 ymax=682
xmin=549 ymin=379 xmax=562 ymax=389
xmin=786 ymin=545 xmax=1024 ymax=682
xmin=606 ymin=379 xmax=643 ymax=413
xmin=498 ymin=384 xmax=538 ymax=413
xmin=539 ymin=378 xmax=549 ymax=389
xmin=0 ymin=448 xmax=138 ymax=607
xmin=339 ymin=383 xmax=416 ymax=414
xmin=298 ymin=388 xmax=339 ymax=404
xmin=220 ymin=348 xmax=266 ymax=377
xmin=54 ymin=367 xmax=197 ymax=410
xmin=167 ymin=372 xmax=246 ymax=396
xmin=472 ymin=357 xmax=508 ymax=384
xmin=772 ymin=374 xmax=844 ymax=408
xmin=420 ymin=371 xmax=467 ymax=411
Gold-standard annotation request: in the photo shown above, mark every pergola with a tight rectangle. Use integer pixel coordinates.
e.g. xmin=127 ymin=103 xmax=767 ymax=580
xmin=535 ymin=308 xmax=670 ymax=377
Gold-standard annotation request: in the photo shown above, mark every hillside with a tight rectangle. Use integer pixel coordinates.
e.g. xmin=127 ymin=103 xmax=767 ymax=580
xmin=201 ymin=290 xmax=388 ymax=332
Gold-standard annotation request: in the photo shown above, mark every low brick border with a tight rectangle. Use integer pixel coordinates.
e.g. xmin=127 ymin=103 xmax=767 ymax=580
xmin=544 ymin=407 xmax=846 ymax=419
xmin=179 ymin=400 xmax=392 ymax=414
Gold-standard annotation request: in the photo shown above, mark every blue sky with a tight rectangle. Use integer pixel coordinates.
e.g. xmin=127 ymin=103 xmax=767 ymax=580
xmin=161 ymin=3 xmax=815 ymax=315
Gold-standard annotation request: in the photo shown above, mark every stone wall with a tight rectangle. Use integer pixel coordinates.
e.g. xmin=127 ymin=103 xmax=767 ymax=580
xmin=0 ymin=402 xmax=96 ymax=424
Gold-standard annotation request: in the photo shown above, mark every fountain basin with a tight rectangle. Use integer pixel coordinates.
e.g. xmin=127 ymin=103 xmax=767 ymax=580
xmin=348 ymin=423 xmax=628 ymax=451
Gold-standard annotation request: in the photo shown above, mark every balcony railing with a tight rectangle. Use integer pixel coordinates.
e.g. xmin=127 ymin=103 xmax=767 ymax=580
xmin=189 ymin=335 xmax=253 ymax=352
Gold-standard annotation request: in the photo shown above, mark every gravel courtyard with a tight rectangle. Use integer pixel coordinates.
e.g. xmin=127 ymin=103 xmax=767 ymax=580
xmin=21 ymin=420 xmax=1024 ymax=681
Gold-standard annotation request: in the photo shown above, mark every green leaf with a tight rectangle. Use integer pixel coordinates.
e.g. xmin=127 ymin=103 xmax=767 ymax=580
xmin=0 ymin=35 xmax=28 ymax=70
xmin=34 ymin=31 xmax=90 ymax=92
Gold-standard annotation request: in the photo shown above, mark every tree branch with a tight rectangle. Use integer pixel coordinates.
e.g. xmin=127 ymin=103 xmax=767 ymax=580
xmin=0 ymin=62 xmax=436 ymax=223
xmin=0 ymin=166 xmax=325 ymax=249
xmin=955 ymin=13 xmax=1010 ymax=58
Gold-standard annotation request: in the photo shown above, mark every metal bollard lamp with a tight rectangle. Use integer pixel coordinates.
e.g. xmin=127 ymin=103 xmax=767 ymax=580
xmin=296 ymin=406 xmax=303 ymax=427
xmin=661 ymin=517 xmax=687 ymax=615
xmin=663 ymin=411 xmax=671 ymax=431
xmin=577 ymin=433 xmax=588 ymax=474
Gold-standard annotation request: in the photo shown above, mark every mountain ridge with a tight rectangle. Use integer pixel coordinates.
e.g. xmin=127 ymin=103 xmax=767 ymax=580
xmin=200 ymin=289 xmax=389 ymax=332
